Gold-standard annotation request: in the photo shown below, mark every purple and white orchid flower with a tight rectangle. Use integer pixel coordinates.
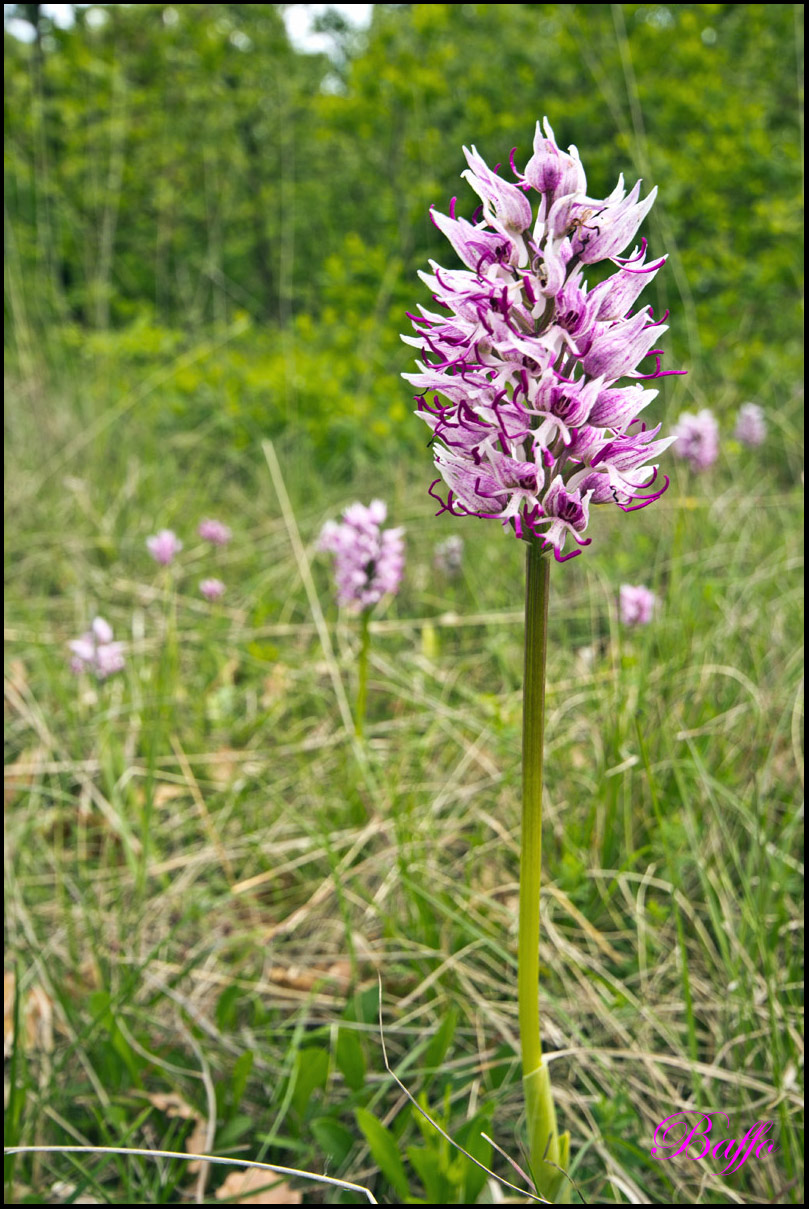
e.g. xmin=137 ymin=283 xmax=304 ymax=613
xmin=404 ymin=117 xmax=684 ymax=561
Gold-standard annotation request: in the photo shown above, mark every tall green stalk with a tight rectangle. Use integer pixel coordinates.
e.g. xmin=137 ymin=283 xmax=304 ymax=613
xmin=140 ymin=572 xmax=177 ymax=897
xmin=519 ymin=540 xmax=569 ymax=1201
xmin=355 ymin=608 xmax=371 ymax=738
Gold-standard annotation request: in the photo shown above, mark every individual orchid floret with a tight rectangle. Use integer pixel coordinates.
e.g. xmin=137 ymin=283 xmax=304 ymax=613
xmin=619 ymin=584 xmax=656 ymax=626
xmin=403 ymin=117 xmax=684 ymax=562
xmin=147 ymin=529 xmax=183 ymax=565
xmin=200 ymin=578 xmax=226 ymax=601
xmin=522 ymin=117 xmax=587 ymax=204
xmin=69 ymin=616 xmax=125 ymax=679
xmin=734 ymin=402 xmax=767 ymax=448
xmin=198 ymin=519 xmax=232 ymax=546
xmin=534 ymin=477 xmax=593 ymax=556
xmin=318 ymin=500 xmax=405 ymax=612
xmin=567 ymin=182 xmax=658 ymax=266
xmin=429 ymin=208 xmax=514 ymax=274
xmin=462 ymin=145 xmax=534 ymax=264
xmin=580 ymin=306 xmax=666 ymax=381
xmin=589 ymin=246 xmax=667 ymax=322
xmin=69 ymin=635 xmax=96 ymax=673
xmin=434 ymin=535 xmax=465 ymax=576
xmin=672 ymin=409 xmax=720 ymax=471
xmin=91 ymin=616 xmax=114 ymax=644
xmin=95 ymin=642 xmax=127 ymax=679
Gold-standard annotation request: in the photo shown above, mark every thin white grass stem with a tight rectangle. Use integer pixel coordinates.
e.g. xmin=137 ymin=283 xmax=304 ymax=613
xmin=262 ymin=440 xmax=380 ymax=803
xmin=262 ymin=439 xmax=354 ymax=736
xmin=2 ymin=1147 xmax=378 ymax=1203
xmin=179 ymin=1021 xmax=218 ymax=1203
xmin=376 ymin=976 xmax=546 ymax=1204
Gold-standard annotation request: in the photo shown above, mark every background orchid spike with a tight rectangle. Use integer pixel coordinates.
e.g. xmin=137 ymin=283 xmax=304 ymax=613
xmin=672 ymin=408 xmax=720 ymax=471
xmin=69 ymin=617 xmax=126 ymax=679
xmin=318 ymin=500 xmax=405 ymax=612
xmin=434 ymin=535 xmax=465 ymax=576
xmin=199 ymin=578 xmax=226 ymax=601
xmin=198 ymin=518 xmax=232 ymax=545
xmin=734 ymin=402 xmax=767 ymax=448
xmin=146 ymin=529 xmax=183 ymax=565
xmin=620 ymin=583 xmax=656 ymax=626
xmin=404 ymin=117 xmax=684 ymax=562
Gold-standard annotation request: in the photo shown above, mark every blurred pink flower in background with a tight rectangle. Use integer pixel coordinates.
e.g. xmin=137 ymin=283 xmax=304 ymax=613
xmin=69 ymin=617 xmax=126 ymax=678
xmin=198 ymin=518 xmax=232 ymax=545
xmin=619 ymin=584 xmax=656 ymax=626
xmin=734 ymin=402 xmax=766 ymax=447
xmin=434 ymin=535 xmax=465 ymax=576
xmin=318 ymin=500 xmax=405 ymax=611
xmin=200 ymin=578 xmax=226 ymax=601
xmin=147 ymin=529 xmax=183 ymax=565
xmin=672 ymin=409 xmax=720 ymax=471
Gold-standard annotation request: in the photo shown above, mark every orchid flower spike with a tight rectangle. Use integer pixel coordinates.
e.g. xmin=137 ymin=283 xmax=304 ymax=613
xmin=318 ymin=500 xmax=405 ymax=612
xmin=403 ymin=118 xmax=684 ymax=562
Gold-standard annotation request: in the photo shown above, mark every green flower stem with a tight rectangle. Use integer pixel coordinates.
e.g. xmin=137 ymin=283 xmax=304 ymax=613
xmin=355 ymin=608 xmax=371 ymax=738
xmin=519 ymin=539 xmax=569 ymax=1201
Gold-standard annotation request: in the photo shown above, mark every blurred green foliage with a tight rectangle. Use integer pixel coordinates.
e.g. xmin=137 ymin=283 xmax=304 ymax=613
xmin=4 ymin=2 xmax=803 ymax=459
